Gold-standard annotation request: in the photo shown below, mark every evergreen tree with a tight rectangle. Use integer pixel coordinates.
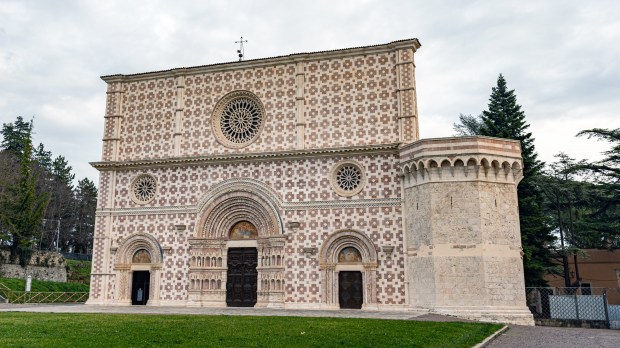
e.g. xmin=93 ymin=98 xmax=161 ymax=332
xmin=480 ymin=74 xmax=555 ymax=286
xmin=34 ymin=143 xmax=53 ymax=171
xmin=1 ymin=116 xmax=33 ymax=155
xmin=72 ymin=178 xmax=98 ymax=254
xmin=452 ymin=113 xmax=483 ymax=136
xmin=576 ymin=128 xmax=620 ymax=248
xmin=52 ymin=155 xmax=75 ymax=190
xmin=0 ymin=129 xmax=50 ymax=265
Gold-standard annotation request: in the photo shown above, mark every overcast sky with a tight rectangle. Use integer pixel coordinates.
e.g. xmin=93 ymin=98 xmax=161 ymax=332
xmin=1 ymin=0 xmax=619 ymax=183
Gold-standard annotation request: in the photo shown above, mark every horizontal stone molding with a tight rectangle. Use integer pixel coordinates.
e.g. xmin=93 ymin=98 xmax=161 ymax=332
xmin=95 ymin=198 xmax=402 ymax=216
xmin=400 ymin=136 xmax=522 ymax=161
xmin=407 ymin=243 xmax=522 ymax=258
xmin=91 ymin=143 xmax=399 ymax=171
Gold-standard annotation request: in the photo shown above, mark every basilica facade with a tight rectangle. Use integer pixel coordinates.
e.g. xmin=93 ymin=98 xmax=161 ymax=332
xmin=88 ymin=39 xmax=534 ymax=324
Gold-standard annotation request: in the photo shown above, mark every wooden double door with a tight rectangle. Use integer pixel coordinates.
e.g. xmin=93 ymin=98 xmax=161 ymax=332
xmin=226 ymin=247 xmax=258 ymax=307
xmin=339 ymin=271 xmax=363 ymax=309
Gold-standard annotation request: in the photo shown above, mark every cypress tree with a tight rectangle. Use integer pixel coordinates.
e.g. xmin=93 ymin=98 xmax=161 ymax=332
xmin=480 ymin=74 xmax=555 ymax=286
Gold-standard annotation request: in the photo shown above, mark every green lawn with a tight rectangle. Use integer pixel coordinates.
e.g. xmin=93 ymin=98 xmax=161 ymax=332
xmin=65 ymin=259 xmax=92 ymax=285
xmin=0 ymin=277 xmax=89 ymax=292
xmin=0 ymin=313 xmax=501 ymax=347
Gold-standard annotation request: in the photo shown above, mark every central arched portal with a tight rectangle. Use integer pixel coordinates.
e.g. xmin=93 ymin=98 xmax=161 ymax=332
xmin=188 ymin=180 xmax=286 ymax=308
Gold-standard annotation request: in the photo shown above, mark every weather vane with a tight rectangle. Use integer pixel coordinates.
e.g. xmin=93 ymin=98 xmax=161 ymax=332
xmin=235 ymin=36 xmax=248 ymax=61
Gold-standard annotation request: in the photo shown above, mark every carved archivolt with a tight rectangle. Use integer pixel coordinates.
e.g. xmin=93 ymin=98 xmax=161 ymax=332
xmin=115 ymin=233 xmax=163 ymax=266
xmin=195 ymin=179 xmax=284 ymax=239
xmin=320 ymin=229 xmax=378 ymax=267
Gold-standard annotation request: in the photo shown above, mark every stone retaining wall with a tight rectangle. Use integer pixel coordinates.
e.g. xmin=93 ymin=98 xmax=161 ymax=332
xmin=0 ymin=251 xmax=67 ymax=282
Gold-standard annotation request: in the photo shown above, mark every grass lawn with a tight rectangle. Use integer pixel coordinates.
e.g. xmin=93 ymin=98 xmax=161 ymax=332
xmin=0 ymin=277 xmax=89 ymax=292
xmin=65 ymin=259 xmax=92 ymax=285
xmin=0 ymin=313 xmax=501 ymax=347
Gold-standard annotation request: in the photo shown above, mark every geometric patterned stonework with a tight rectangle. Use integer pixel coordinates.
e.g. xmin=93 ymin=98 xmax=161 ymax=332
xmin=89 ymin=39 xmax=533 ymax=325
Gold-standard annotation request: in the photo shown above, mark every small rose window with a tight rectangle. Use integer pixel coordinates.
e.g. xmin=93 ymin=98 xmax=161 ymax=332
xmin=131 ymin=174 xmax=157 ymax=204
xmin=330 ymin=160 xmax=366 ymax=197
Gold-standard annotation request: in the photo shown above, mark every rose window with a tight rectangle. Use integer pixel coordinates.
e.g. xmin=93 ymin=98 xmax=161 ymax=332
xmin=132 ymin=174 xmax=156 ymax=204
xmin=220 ymin=98 xmax=262 ymax=144
xmin=212 ymin=91 xmax=265 ymax=148
xmin=336 ymin=165 xmax=362 ymax=191
xmin=330 ymin=161 xmax=366 ymax=197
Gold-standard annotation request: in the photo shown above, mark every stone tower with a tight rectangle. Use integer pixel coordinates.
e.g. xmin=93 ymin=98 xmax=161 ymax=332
xmin=400 ymin=137 xmax=534 ymax=325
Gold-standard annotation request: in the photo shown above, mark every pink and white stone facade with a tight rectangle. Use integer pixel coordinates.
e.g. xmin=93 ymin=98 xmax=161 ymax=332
xmin=88 ymin=39 xmax=533 ymax=324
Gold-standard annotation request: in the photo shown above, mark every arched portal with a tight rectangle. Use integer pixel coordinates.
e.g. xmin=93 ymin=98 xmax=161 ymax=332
xmin=113 ymin=233 xmax=163 ymax=306
xmin=188 ymin=179 xmax=286 ymax=308
xmin=320 ymin=229 xmax=378 ymax=309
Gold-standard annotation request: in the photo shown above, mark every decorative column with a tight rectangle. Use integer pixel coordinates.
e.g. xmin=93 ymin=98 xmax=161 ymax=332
xmin=173 ymin=71 xmax=185 ymax=156
xmin=256 ymin=236 xmax=286 ymax=308
xmin=295 ymin=61 xmax=306 ymax=149
xmin=320 ymin=263 xmax=338 ymax=309
xmin=395 ymin=47 xmax=419 ymax=144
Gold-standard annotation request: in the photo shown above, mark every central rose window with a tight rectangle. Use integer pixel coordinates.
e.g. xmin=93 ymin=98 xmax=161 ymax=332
xmin=213 ymin=91 xmax=265 ymax=148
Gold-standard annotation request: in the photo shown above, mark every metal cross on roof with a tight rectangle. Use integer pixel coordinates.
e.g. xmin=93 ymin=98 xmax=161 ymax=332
xmin=235 ymin=36 xmax=248 ymax=61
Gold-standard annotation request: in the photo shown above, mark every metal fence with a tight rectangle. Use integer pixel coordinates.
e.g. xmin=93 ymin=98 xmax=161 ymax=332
xmin=0 ymin=282 xmax=88 ymax=304
xmin=526 ymin=287 xmax=619 ymax=329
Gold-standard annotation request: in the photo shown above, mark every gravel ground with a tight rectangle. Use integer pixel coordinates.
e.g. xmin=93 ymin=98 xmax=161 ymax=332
xmin=487 ymin=325 xmax=620 ymax=348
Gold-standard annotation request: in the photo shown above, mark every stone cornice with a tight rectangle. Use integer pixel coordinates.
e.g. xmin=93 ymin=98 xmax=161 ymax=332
xmin=95 ymin=198 xmax=402 ymax=216
xmin=101 ymin=39 xmax=421 ymax=83
xmin=399 ymin=135 xmax=521 ymax=158
xmin=90 ymin=143 xmax=400 ymax=171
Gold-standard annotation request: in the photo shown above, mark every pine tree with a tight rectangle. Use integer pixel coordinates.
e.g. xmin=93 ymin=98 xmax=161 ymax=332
xmin=1 ymin=116 xmax=33 ymax=155
xmin=34 ymin=143 xmax=53 ymax=171
xmin=72 ymin=178 xmax=98 ymax=254
xmin=480 ymin=74 xmax=555 ymax=286
xmin=52 ymin=155 xmax=75 ymax=190
xmin=576 ymin=128 xmax=620 ymax=248
xmin=0 ymin=129 xmax=50 ymax=265
xmin=452 ymin=113 xmax=483 ymax=136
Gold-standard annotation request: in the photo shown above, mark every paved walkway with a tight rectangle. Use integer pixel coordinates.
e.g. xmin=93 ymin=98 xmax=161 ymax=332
xmin=487 ymin=325 xmax=620 ymax=348
xmin=2 ymin=304 xmax=619 ymax=347
xmin=0 ymin=303 xmax=425 ymax=320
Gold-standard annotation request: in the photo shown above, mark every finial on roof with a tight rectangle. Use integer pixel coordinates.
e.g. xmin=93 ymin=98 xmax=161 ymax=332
xmin=235 ymin=36 xmax=248 ymax=61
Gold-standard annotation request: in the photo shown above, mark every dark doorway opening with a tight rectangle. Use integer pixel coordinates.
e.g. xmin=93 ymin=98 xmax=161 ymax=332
xmin=226 ymin=247 xmax=258 ymax=307
xmin=131 ymin=271 xmax=150 ymax=305
xmin=339 ymin=271 xmax=363 ymax=309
